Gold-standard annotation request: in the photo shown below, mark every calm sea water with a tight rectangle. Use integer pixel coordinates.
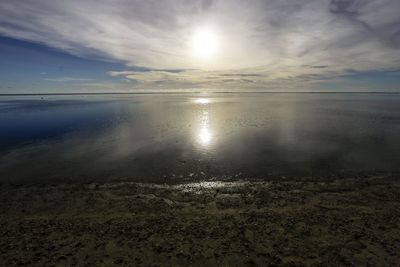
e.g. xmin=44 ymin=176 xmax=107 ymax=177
xmin=1 ymin=93 xmax=399 ymax=183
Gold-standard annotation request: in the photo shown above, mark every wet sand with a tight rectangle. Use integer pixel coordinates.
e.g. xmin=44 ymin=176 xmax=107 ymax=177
xmin=0 ymin=175 xmax=399 ymax=266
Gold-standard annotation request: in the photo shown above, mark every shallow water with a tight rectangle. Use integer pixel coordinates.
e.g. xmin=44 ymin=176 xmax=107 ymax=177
xmin=1 ymin=93 xmax=400 ymax=183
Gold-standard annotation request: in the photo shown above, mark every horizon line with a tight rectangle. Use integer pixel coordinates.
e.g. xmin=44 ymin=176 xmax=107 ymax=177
xmin=1 ymin=91 xmax=400 ymax=96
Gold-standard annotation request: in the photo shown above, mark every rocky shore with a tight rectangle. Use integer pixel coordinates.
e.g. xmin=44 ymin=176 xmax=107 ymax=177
xmin=0 ymin=175 xmax=399 ymax=266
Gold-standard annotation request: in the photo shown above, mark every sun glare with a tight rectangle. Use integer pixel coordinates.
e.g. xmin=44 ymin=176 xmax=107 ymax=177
xmin=198 ymin=110 xmax=212 ymax=146
xmin=191 ymin=29 xmax=218 ymax=59
xmin=194 ymin=98 xmax=210 ymax=104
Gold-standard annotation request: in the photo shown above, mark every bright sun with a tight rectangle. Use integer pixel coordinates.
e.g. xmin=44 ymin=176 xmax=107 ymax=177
xmin=191 ymin=29 xmax=218 ymax=59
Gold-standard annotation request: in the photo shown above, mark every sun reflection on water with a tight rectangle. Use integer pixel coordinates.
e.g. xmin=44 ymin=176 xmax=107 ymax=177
xmin=199 ymin=125 xmax=211 ymax=145
xmin=194 ymin=98 xmax=210 ymax=105
xmin=194 ymin=98 xmax=213 ymax=147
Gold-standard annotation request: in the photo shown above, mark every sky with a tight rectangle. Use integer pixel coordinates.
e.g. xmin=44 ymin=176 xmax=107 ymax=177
xmin=0 ymin=0 xmax=400 ymax=93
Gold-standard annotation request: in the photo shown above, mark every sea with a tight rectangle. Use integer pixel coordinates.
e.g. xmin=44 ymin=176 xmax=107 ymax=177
xmin=1 ymin=93 xmax=399 ymax=183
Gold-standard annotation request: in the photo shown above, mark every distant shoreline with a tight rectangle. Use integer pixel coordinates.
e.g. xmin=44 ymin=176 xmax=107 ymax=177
xmin=1 ymin=91 xmax=400 ymax=96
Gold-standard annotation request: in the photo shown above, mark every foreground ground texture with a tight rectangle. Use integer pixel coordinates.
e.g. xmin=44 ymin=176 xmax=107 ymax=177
xmin=0 ymin=175 xmax=399 ymax=266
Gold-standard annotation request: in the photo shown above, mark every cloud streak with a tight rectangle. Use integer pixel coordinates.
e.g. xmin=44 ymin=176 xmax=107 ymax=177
xmin=0 ymin=0 xmax=400 ymax=90
xmin=43 ymin=77 xmax=93 ymax=82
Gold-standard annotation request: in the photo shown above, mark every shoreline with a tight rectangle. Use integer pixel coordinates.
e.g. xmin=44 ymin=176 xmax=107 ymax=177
xmin=1 ymin=175 xmax=399 ymax=266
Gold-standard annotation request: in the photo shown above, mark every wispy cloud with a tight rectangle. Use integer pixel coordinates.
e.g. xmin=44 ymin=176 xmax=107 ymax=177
xmin=107 ymin=69 xmax=325 ymax=91
xmin=43 ymin=77 xmax=93 ymax=82
xmin=1 ymin=0 xmax=400 ymax=90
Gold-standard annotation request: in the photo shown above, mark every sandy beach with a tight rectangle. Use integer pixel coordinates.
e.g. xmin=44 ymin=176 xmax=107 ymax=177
xmin=1 ymin=174 xmax=399 ymax=266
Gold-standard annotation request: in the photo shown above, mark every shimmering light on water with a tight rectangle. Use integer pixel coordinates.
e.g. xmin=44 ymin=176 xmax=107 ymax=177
xmin=199 ymin=127 xmax=211 ymax=145
xmin=175 ymin=181 xmax=248 ymax=193
xmin=194 ymin=98 xmax=210 ymax=105
xmin=197 ymin=107 xmax=212 ymax=147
